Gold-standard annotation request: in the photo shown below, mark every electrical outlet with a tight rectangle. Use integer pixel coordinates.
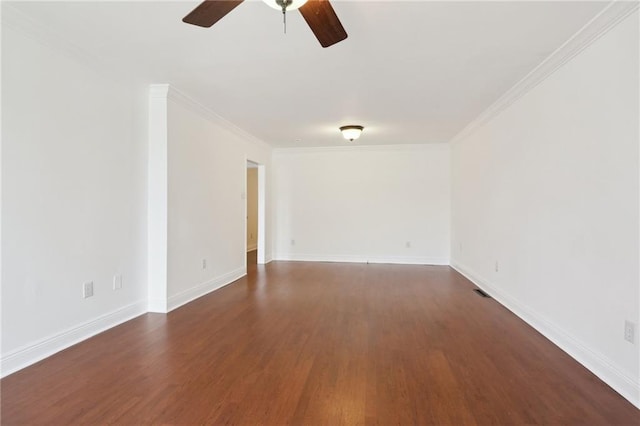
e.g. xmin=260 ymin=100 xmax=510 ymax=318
xmin=113 ymin=274 xmax=122 ymax=290
xmin=202 ymin=259 xmax=207 ymax=269
xmin=83 ymin=281 xmax=94 ymax=299
xmin=405 ymin=241 xmax=411 ymax=248
xmin=495 ymin=261 xmax=499 ymax=272
xmin=291 ymin=239 xmax=295 ymax=246
xmin=624 ymin=320 xmax=636 ymax=344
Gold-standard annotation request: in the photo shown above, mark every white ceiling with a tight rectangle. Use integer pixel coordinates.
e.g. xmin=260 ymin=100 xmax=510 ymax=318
xmin=8 ymin=1 xmax=608 ymax=147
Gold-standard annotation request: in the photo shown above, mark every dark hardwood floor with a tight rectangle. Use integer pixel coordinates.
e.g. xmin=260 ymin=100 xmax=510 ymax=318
xmin=2 ymin=262 xmax=639 ymax=424
xmin=247 ymin=249 xmax=257 ymax=266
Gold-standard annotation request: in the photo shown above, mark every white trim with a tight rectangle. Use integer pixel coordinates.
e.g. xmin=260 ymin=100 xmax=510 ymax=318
xmin=450 ymin=1 xmax=639 ymax=145
xmin=244 ymin=156 xmax=249 ymax=270
xmin=1 ymin=301 xmax=147 ymax=378
xmin=149 ymin=84 xmax=170 ymax=99
xmin=247 ymin=245 xmax=258 ymax=252
xmin=273 ymin=143 xmax=447 ymax=156
xmin=450 ymin=261 xmax=640 ymax=409
xmin=256 ymin=164 xmax=267 ymax=265
xmin=274 ymin=253 xmax=449 ymax=266
xmin=2 ymin=4 xmax=134 ymax=85
xmin=3 ymin=4 xmax=269 ymax=150
xmin=166 ymin=87 xmax=271 ymax=151
xmin=167 ymin=267 xmax=247 ymax=312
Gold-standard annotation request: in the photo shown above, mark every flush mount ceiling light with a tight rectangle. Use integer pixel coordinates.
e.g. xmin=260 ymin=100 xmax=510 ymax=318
xmin=340 ymin=125 xmax=364 ymax=142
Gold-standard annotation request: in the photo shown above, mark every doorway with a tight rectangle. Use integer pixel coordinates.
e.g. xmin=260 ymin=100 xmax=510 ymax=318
xmin=246 ymin=160 xmax=265 ymax=267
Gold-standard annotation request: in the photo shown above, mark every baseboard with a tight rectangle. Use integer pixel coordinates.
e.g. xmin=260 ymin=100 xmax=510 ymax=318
xmin=1 ymin=267 xmax=248 ymax=377
xmin=450 ymin=260 xmax=640 ymax=409
xmin=247 ymin=244 xmax=257 ymax=253
xmin=274 ymin=253 xmax=449 ymax=266
xmin=1 ymin=300 xmax=147 ymax=378
xmin=167 ymin=267 xmax=247 ymax=312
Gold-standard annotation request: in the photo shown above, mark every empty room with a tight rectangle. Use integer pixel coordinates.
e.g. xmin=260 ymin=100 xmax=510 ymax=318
xmin=2 ymin=0 xmax=639 ymax=424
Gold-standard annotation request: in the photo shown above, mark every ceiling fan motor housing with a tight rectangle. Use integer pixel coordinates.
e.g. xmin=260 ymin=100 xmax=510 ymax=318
xmin=276 ymin=0 xmax=294 ymax=11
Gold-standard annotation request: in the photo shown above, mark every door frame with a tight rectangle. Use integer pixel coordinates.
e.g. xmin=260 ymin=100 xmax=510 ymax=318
xmin=245 ymin=159 xmax=266 ymax=265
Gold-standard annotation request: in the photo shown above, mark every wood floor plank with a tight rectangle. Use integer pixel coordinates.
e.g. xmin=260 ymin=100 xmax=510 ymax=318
xmin=1 ymin=262 xmax=639 ymax=425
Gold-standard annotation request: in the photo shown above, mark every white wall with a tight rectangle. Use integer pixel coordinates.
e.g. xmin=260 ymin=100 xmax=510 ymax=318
xmin=451 ymin=12 xmax=639 ymax=406
xmin=2 ymin=21 xmax=148 ymax=374
xmin=1 ymin=8 xmax=274 ymax=372
xmin=273 ymin=145 xmax=450 ymax=264
xmin=164 ymin=90 xmax=272 ymax=311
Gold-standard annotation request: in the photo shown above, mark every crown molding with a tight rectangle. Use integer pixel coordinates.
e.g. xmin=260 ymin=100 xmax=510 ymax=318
xmin=3 ymin=4 xmax=270 ymax=152
xmin=2 ymin=3 xmax=135 ymax=86
xmin=164 ymin=86 xmax=272 ymax=151
xmin=450 ymin=1 xmax=639 ymax=145
xmin=149 ymin=84 xmax=170 ymax=100
xmin=272 ymin=142 xmax=448 ymax=156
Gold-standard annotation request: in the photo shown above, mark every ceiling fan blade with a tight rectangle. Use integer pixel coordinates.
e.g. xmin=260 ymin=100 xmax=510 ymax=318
xmin=183 ymin=0 xmax=244 ymax=28
xmin=298 ymin=0 xmax=347 ymax=48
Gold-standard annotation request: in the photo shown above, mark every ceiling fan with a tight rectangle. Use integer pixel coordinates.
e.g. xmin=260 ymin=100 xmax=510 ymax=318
xmin=183 ymin=0 xmax=348 ymax=48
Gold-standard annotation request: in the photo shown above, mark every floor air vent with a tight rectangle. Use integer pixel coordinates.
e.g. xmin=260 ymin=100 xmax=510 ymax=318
xmin=474 ymin=288 xmax=491 ymax=298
